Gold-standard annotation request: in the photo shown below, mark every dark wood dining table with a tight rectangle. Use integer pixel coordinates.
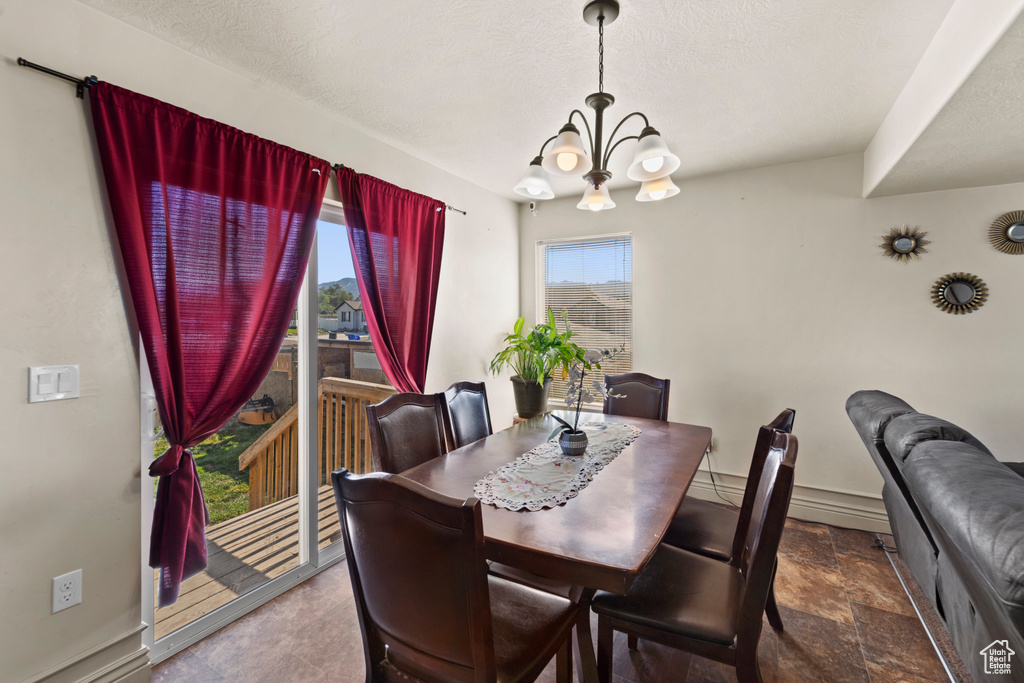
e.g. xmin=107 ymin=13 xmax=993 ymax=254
xmin=400 ymin=410 xmax=713 ymax=681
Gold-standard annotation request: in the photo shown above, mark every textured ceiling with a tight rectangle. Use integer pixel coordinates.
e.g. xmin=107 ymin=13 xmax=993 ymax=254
xmin=869 ymin=12 xmax=1024 ymax=197
xmin=78 ymin=0 xmax=955 ymax=200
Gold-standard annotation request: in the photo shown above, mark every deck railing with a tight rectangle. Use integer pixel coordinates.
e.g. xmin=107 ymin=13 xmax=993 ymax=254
xmin=238 ymin=377 xmax=394 ymax=511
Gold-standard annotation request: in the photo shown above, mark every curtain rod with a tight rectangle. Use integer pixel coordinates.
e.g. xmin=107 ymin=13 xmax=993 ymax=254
xmin=18 ymin=59 xmax=469 ymax=216
xmin=17 ymin=57 xmax=96 ymax=98
xmin=332 ymin=163 xmax=467 ymax=215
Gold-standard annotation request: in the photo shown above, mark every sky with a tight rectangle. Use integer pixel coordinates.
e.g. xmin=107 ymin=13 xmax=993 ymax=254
xmin=317 ymin=220 xmax=356 ymax=284
xmin=317 ymin=221 xmax=633 ymax=287
xmin=544 ymin=239 xmax=632 ymax=285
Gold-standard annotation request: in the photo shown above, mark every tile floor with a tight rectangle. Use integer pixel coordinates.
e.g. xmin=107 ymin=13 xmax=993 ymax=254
xmin=153 ymin=517 xmax=948 ymax=682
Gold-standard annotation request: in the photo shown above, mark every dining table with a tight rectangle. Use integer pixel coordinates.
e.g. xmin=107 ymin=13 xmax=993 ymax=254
xmin=400 ymin=410 xmax=713 ymax=682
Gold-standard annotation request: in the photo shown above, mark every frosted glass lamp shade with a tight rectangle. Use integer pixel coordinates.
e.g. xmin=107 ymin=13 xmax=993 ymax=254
xmin=513 ymin=160 xmax=555 ymax=200
xmin=627 ymin=130 xmax=680 ymax=181
xmin=636 ymin=175 xmax=680 ymax=202
xmin=577 ymin=183 xmax=616 ymax=211
xmin=542 ymin=126 xmax=591 ymax=177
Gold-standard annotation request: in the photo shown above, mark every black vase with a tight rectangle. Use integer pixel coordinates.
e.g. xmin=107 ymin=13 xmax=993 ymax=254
xmin=511 ymin=375 xmax=552 ymax=418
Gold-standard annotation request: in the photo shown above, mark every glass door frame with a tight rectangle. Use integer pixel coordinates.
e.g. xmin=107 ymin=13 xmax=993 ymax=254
xmin=143 ymin=198 xmax=348 ymax=664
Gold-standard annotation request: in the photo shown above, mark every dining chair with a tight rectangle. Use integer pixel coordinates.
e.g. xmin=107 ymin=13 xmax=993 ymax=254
xmin=331 ymin=468 xmax=580 ymax=683
xmin=602 ymin=372 xmax=670 ymax=421
xmin=661 ymin=408 xmax=795 ymax=630
xmin=591 ymin=430 xmax=799 ymax=683
xmin=444 ymin=380 xmax=493 ymax=449
xmin=365 ymin=392 xmax=453 ymax=474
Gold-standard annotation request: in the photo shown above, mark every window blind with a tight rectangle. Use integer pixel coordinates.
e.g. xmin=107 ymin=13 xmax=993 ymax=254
xmin=539 ymin=235 xmax=632 ymax=401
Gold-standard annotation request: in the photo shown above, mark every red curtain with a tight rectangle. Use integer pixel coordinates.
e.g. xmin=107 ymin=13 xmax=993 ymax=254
xmin=90 ymin=82 xmax=329 ymax=606
xmin=336 ymin=168 xmax=445 ymax=392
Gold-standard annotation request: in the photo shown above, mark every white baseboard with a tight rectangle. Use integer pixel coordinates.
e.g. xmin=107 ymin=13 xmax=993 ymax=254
xmin=688 ymin=471 xmax=891 ymax=534
xmin=25 ymin=624 xmax=150 ymax=683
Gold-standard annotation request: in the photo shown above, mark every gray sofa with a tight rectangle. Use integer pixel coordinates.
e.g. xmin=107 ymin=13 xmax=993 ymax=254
xmin=847 ymin=390 xmax=1024 ymax=682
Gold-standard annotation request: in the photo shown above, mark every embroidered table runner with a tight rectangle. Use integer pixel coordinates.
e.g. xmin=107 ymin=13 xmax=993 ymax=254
xmin=473 ymin=422 xmax=642 ymax=511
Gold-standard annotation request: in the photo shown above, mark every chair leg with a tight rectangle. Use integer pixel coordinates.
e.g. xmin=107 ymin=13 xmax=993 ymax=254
xmin=765 ymin=558 xmax=784 ymax=631
xmin=597 ymin=616 xmax=613 ymax=683
xmin=627 ymin=633 xmax=638 ymax=650
xmin=556 ymin=636 xmax=573 ymax=683
xmin=735 ymin=651 xmax=764 ymax=683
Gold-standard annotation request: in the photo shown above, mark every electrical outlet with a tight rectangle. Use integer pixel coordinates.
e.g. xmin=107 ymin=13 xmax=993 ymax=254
xmin=52 ymin=569 xmax=82 ymax=613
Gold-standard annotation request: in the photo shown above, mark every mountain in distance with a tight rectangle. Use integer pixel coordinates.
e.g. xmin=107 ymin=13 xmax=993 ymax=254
xmin=319 ymin=277 xmax=360 ymax=299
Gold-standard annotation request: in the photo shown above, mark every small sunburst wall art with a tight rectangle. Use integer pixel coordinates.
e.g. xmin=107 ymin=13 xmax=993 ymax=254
xmin=880 ymin=225 xmax=930 ymax=263
xmin=988 ymin=210 xmax=1024 ymax=255
xmin=931 ymin=272 xmax=988 ymax=315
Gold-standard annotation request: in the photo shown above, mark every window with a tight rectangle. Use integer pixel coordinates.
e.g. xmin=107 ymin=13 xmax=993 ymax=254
xmin=537 ymin=234 xmax=632 ymax=400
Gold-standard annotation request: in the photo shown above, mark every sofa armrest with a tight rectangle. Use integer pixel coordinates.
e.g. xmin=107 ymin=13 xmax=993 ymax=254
xmin=846 ymin=390 xmax=915 ymax=442
xmin=1003 ymin=462 xmax=1024 ymax=479
xmin=884 ymin=412 xmax=992 ymax=465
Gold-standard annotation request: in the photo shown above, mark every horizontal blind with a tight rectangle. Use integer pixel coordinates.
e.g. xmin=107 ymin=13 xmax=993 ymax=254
xmin=540 ymin=235 xmax=632 ymax=402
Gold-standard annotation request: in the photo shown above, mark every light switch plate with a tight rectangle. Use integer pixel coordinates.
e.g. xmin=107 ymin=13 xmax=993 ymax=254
xmin=29 ymin=365 xmax=79 ymax=403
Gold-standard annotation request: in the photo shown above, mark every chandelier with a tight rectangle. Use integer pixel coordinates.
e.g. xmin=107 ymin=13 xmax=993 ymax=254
xmin=514 ymin=0 xmax=680 ymax=211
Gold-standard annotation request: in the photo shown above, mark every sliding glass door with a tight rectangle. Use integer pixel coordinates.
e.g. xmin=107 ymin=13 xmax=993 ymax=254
xmin=143 ymin=198 xmax=369 ymax=661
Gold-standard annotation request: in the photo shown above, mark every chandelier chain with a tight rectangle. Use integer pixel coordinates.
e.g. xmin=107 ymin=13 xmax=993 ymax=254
xmin=598 ymin=14 xmax=604 ymax=93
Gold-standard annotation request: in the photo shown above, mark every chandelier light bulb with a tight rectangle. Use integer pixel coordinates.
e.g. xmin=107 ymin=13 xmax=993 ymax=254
xmin=641 ymin=156 xmax=664 ymax=174
xmin=628 ymin=128 xmax=681 ymax=181
xmin=636 ymin=174 xmax=679 ymax=202
xmin=577 ymin=183 xmax=616 ymax=211
xmin=557 ymin=153 xmax=579 ymax=172
xmin=542 ymin=124 xmax=591 ymax=178
xmin=513 ymin=157 xmax=555 ymax=200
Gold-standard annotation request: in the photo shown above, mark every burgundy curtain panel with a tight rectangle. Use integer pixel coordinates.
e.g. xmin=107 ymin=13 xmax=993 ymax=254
xmin=90 ymin=82 xmax=329 ymax=606
xmin=336 ymin=167 xmax=445 ymax=393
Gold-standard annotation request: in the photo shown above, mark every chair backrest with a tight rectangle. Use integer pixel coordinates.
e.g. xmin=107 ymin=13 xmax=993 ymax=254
xmin=603 ymin=372 xmax=671 ymax=421
xmin=444 ymin=381 xmax=493 ymax=449
xmin=366 ymin=392 xmax=453 ymax=474
xmin=332 ymin=469 xmax=495 ymax=682
xmin=735 ymin=430 xmax=798 ymax=647
xmin=729 ymin=408 xmax=796 ymax=562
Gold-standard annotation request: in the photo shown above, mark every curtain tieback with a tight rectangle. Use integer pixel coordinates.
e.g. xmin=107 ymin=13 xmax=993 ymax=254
xmin=149 ymin=444 xmax=192 ymax=477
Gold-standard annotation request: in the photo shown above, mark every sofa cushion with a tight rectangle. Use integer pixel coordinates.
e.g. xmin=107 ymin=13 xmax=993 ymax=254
xmin=903 ymin=441 xmax=1024 ymax=606
xmin=846 ymin=390 xmax=915 ymax=441
xmin=883 ymin=412 xmax=992 ymax=464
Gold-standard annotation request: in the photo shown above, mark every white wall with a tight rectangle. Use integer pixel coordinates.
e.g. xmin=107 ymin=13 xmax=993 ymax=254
xmin=520 ymin=154 xmax=1024 ymax=531
xmin=0 ymin=1 xmax=519 ymax=680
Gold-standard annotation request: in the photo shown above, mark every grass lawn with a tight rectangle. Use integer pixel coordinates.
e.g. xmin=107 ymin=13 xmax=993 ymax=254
xmin=153 ymin=421 xmax=273 ymax=525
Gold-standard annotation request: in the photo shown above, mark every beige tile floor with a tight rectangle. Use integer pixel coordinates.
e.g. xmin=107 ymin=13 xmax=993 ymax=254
xmin=153 ymin=517 xmax=948 ymax=682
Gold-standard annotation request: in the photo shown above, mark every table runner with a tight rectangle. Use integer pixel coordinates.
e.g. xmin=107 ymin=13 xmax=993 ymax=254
xmin=473 ymin=422 xmax=642 ymax=511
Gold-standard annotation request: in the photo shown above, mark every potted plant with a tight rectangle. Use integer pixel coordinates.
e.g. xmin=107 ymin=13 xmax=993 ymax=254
xmin=549 ymin=346 xmax=625 ymax=455
xmin=490 ymin=310 xmax=584 ymax=418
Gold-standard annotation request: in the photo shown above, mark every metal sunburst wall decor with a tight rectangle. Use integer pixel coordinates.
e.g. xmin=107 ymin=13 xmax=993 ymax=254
xmin=988 ymin=210 xmax=1024 ymax=255
xmin=931 ymin=272 xmax=988 ymax=315
xmin=880 ymin=225 xmax=930 ymax=263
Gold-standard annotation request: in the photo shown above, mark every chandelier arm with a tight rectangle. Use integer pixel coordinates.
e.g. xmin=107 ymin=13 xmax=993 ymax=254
xmin=537 ymin=135 xmax=558 ymax=158
xmin=568 ymin=109 xmax=596 ymax=157
xmin=602 ymin=112 xmax=650 ymax=167
xmin=603 ymin=135 xmax=640 ymax=169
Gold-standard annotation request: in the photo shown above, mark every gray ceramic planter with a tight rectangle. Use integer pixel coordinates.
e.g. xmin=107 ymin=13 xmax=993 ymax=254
xmin=558 ymin=429 xmax=588 ymax=456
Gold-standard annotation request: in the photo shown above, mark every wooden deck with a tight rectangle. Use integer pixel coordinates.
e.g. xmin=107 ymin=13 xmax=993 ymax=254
xmin=155 ymin=485 xmax=341 ymax=640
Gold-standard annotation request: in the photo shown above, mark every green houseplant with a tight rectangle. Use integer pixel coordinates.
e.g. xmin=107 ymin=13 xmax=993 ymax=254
xmin=490 ymin=310 xmax=584 ymax=418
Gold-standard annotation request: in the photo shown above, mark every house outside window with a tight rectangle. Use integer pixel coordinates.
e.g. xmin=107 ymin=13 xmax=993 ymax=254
xmin=537 ymin=233 xmax=632 ymax=401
